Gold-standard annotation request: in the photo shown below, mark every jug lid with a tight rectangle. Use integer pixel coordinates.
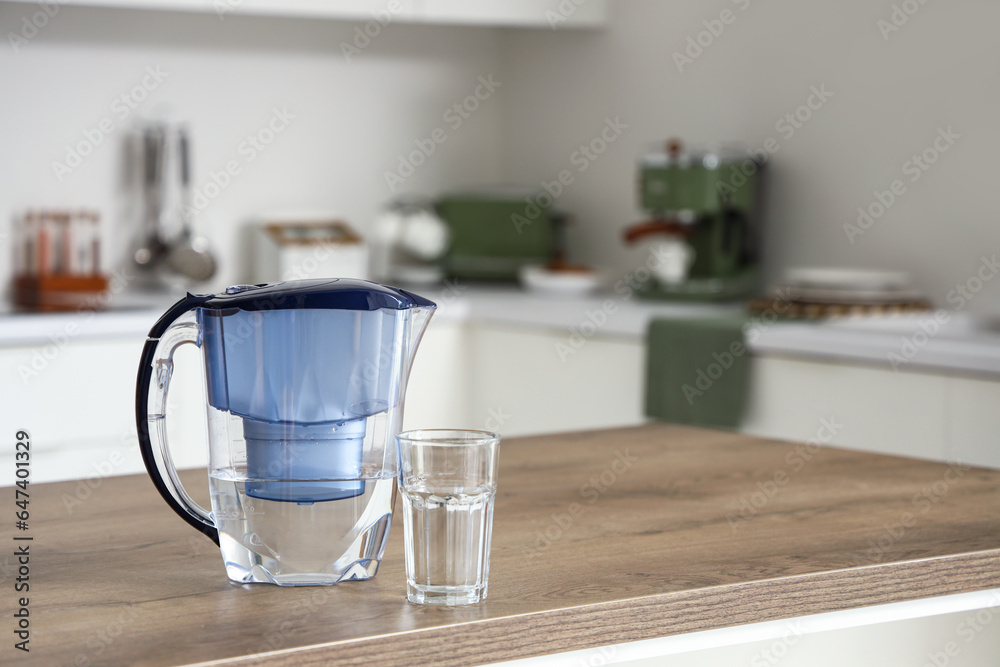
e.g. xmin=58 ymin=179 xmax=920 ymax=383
xmin=146 ymin=279 xmax=435 ymax=344
xmin=198 ymin=279 xmax=436 ymax=312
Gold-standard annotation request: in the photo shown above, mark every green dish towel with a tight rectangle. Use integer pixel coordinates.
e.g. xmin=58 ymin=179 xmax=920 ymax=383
xmin=645 ymin=316 xmax=750 ymax=430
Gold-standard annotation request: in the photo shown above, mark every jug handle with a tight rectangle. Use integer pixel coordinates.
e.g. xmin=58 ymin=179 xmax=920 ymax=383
xmin=135 ymin=293 xmax=219 ymax=545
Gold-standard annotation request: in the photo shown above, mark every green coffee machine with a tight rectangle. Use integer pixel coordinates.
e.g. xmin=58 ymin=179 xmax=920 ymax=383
xmin=623 ymin=139 xmax=765 ymax=300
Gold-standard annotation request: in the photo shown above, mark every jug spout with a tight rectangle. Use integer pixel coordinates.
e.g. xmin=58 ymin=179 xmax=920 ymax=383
xmin=404 ymin=305 xmax=435 ymax=383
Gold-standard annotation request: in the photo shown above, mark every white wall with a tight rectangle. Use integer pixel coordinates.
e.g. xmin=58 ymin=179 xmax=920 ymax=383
xmin=498 ymin=0 xmax=1000 ymax=313
xmin=0 ymin=2 xmax=504 ymax=290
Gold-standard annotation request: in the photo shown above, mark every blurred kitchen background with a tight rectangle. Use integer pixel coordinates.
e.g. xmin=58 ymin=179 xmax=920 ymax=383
xmin=2 ymin=0 xmax=999 ymax=483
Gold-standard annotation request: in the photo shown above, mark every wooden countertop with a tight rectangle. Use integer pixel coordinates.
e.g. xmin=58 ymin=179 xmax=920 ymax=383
xmin=14 ymin=425 xmax=1000 ymax=666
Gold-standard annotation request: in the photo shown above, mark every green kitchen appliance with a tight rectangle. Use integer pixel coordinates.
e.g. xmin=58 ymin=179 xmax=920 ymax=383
xmin=623 ymin=139 xmax=765 ymax=300
xmin=436 ymin=189 xmax=557 ymax=281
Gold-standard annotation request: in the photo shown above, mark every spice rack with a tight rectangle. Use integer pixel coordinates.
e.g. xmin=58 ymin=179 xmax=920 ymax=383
xmin=11 ymin=210 xmax=110 ymax=312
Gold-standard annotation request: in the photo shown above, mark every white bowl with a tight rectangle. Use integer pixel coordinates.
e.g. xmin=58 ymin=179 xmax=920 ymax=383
xmin=519 ymin=265 xmax=606 ymax=296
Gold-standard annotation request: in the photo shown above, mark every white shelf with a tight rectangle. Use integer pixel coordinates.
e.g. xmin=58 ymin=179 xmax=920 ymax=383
xmin=47 ymin=0 xmax=608 ymax=28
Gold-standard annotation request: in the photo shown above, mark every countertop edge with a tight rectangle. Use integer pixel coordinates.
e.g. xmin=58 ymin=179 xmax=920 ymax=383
xmin=195 ymin=549 xmax=1000 ymax=667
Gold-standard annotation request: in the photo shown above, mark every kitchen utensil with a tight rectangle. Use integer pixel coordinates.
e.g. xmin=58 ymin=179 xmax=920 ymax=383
xmin=165 ymin=127 xmax=217 ymax=282
xmin=134 ymin=124 xmax=168 ymax=268
xmin=398 ymin=429 xmax=501 ymax=606
xmin=622 ymin=138 xmax=765 ymax=301
xmin=136 ymin=279 xmax=436 ymax=585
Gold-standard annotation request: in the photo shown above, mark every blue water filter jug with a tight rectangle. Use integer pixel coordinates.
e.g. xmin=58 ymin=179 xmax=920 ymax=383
xmin=137 ymin=279 xmax=435 ymax=584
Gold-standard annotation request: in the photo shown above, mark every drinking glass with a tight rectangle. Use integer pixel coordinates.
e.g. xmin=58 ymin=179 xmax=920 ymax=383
xmin=397 ymin=429 xmax=501 ymax=606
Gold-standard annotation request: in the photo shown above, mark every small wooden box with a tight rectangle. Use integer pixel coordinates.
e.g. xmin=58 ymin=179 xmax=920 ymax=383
xmin=13 ymin=274 xmax=110 ymax=312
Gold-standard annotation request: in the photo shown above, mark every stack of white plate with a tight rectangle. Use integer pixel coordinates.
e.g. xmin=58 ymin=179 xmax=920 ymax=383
xmin=775 ymin=268 xmax=923 ymax=305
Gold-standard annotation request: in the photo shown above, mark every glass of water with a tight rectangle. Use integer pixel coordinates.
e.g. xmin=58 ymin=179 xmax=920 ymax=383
xmin=397 ymin=429 xmax=501 ymax=606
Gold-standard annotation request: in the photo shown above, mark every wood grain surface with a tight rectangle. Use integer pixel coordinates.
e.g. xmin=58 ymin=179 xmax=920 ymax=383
xmin=5 ymin=424 xmax=1000 ymax=666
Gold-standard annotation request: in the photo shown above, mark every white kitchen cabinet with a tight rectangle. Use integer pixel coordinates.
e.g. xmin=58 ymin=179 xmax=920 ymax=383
xmin=463 ymin=323 xmax=646 ymax=437
xmin=56 ymin=0 xmax=417 ymax=20
xmin=945 ymin=375 xmax=1000 ymax=468
xmin=741 ymin=355 xmax=1000 ymax=469
xmin=0 ymin=336 xmax=142 ymax=484
xmin=741 ymin=356 xmax=950 ymax=462
xmin=0 ymin=329 xmax=209 ymax=484
xmin=419 ymin=0 xmax=606 ymax=28
xmin=50 ymin=0 xmax=607 ymax=28
xmin=0 ymin=337 xmax=142 ymax=454
xmin=402 ymin=318 xmax=471 ymax=432
xmin=405 ymin=321 xmax=647 ymax=437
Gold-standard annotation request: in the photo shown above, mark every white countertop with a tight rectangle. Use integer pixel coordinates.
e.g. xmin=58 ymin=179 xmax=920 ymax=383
xmin=0 ymin=289 xmax=179 ymax=346
xmin=3 ymin=284 xmax=999 ymax=377
xmin=424 ymin=283 xmax=744 ymax=336
xmin=751 ymin=312 xmax=1000 ymax=377
xmin=0 ymin=283 xmax=742 ymax=345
